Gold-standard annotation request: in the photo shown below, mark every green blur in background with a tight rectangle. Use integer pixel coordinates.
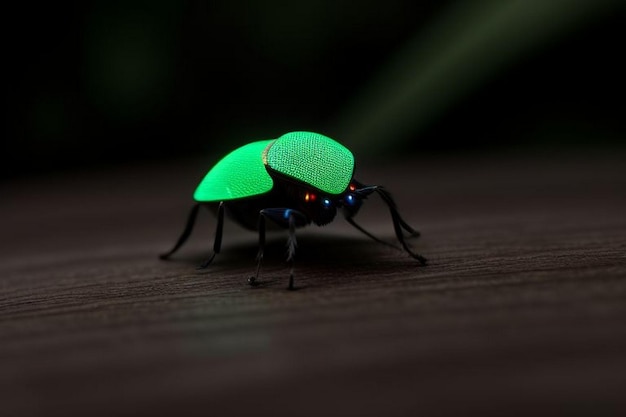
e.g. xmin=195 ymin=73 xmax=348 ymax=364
xmin=3 ymin=0 xmax=624 ymax=177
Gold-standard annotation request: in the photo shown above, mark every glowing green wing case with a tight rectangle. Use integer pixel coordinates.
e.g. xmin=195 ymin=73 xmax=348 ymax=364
xmin=193 ymin=132 xmax=354 ymax=202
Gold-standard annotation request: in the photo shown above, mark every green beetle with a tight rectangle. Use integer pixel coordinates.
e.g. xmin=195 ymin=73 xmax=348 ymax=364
xmin=161 ymin=131 xmax=426 ymax=289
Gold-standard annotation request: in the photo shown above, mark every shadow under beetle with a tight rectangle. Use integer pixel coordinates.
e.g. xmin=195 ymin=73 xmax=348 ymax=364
xmin=160 ymin=131 xmax=427 ymax=290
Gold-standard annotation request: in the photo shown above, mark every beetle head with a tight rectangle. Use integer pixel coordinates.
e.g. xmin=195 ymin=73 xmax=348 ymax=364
xmin=297 ymin=181 xmax=365 ymax=226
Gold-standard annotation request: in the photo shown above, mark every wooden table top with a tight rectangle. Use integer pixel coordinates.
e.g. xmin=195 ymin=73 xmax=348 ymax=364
xmin=2 ymin=153 xmax=625 ymax=416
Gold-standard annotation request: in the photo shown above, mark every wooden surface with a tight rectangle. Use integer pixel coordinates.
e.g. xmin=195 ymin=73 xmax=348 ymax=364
xmin=2 ymin=153 xmax=626 ymax=416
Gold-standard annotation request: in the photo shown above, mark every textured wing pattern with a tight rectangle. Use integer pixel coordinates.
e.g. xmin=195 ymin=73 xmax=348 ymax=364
xmin=265 ymin=132 xmax=354 ymax=195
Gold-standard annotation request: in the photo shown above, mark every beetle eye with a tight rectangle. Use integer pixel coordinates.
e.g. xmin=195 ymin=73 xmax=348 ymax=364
xmin=345 ymin=194 xmax=355 ymax=205
xmin=322 ymin=198 xmax=331 ymax=208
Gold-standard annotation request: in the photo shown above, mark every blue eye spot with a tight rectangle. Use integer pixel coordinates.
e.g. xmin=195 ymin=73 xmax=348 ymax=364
xmin=323 ymin=198 xmax=331 ymax=207
xmin=346 ymin=194 xmax=355 ymax=205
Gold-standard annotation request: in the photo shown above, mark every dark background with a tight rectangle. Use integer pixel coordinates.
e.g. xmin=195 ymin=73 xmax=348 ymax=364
xmin=3 ymin=0 xmax=624 ymax=178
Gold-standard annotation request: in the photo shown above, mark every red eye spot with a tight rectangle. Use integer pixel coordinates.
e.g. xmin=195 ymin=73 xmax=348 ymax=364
xmin=309 ymin=193 xmax=317 ymax=202
xmin=349 ymin=184 xmax=356 ymax=191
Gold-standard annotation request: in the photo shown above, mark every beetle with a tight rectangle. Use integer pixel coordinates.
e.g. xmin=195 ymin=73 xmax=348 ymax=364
xmin=160 ymin=131 xmax=426 ymax=289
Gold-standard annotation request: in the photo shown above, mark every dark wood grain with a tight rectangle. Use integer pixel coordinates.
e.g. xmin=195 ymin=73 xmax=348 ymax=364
xmin=2 ymin=153 xmax=626 ymax=417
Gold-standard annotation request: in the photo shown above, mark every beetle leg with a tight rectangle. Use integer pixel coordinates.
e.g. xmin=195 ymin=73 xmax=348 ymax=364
xmin=399 ymin=218 xmax=421 ymax=238
xmin=197 ymin=201 xmax=225 ymax=269
xmin=159 ymin=203 xmax=201 ymax=260
xmin=256 ymin=208 xmax=309 ymax=228
xmin=344 ymin=215 xmax=402 ymax=251
xmin=286 ymin=212 xmax=297 ymax=290
xmin=374 ymin=188 xmax=427 ymax=265
xmin=376 ymin=187 xmax=421 ymax=239
xmin=354 ymin=186 xmax=420 ymax=239
xmin=250 ymin=208 xmax=305 ymax=289
xmin=248 ymin=212 xmax=266 ymax=287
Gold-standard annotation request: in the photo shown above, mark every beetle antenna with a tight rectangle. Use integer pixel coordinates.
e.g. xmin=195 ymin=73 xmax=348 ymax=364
xmin=374 ymin=188 xmax=427 ymax=265
xmin=197 ymin=202 xmax=225 ymax=269
xmin=160 ymin=203 xmax=201 ymax=260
